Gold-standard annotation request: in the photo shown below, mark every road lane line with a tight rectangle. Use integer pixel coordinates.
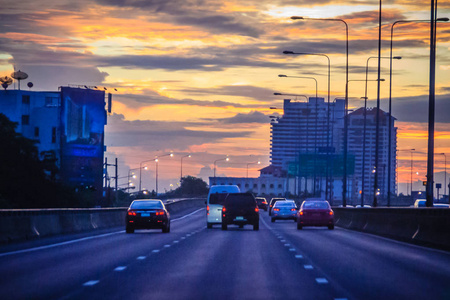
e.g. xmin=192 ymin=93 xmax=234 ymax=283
xmin=295 ymin=255 xmax=303 ymax=259
xmin=316 ymin=278 xmax=328 ymax=284
xmin=171 ymin=208 xmax=205 ymax=222
xmin=304 ymin=265 xmax=313 ymax=270
xmin=164 ymin=244 xmax=171 ymax=248
xmin=137 ymin=256 xmax=146 ymax=260
xmin=284 ymin=243 xmax=290 ymax=247
xmin=152 ymin=249 xmax=160 ymax=253
xmin=83 ymin=280 xmax=99 ymax=286
xmin=114 ymin=266 xmax=127 ymax=272
xmin=173 ymin=240 xmax=179 ymax=243
xmin=289 ymin=248 xmax=296 ymax=252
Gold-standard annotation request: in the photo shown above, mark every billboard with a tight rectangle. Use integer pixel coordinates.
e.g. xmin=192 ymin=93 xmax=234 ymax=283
xmin=288 ymin=154 xmax=355 ymax=177
xmin=59 ymin=87 xmax=106 ymax=200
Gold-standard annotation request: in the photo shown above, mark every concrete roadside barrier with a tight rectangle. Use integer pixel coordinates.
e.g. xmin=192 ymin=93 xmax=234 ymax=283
xmin=0 ymin=198 xmax=206 ymax=244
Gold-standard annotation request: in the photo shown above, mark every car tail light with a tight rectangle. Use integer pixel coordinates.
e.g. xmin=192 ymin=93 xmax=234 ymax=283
xmin=290 ymin=208 xmax=296 ymax=211
xmin=273 ymin=208 xmax=280 ymax=211
xmin=270 ymin=205 xmax=273 ymax=208
xmin=255 ymin=207 xmax=259 ymax=212
xmin=156 ymin=211 xmax=164 ymax=216
xmin=127 ymin=211 xmax=136 ymax=216
xmin=299 ymin=211 xmax=304 ymax=215
xmin=207 ymin=205 xmax=210 ymax=215
xmin=222 ymin=207 xmax=226 ymax=212
xmin=329 ymin=210 xmax=334 ymax=215
xmin=263 ymin=201 xmax=267 ymax=204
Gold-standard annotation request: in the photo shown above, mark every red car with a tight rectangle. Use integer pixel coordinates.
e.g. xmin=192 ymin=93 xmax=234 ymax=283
xmin=297 ymin=200 xmax=334 ymax=230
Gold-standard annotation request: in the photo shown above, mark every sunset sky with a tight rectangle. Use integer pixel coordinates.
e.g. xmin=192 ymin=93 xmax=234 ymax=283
xmin=1 ymin=0 xmax=449 ymax=195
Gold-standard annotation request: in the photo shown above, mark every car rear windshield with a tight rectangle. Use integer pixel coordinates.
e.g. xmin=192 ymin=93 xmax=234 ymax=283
xmin=275 ymin=202 xmax=296 ymax=208
xmin=209 ymin=193 xmax=229 ymax=205
xmin=302 ymin=201 xmax=329 ymax=209
xmin=130 ymin=201 xmax=163 ymax=209
xmin=225 ymin=194 xmax=256 ymax=207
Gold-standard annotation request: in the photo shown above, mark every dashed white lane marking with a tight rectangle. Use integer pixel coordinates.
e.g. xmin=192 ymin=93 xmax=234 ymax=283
xmin=164 ymin=244 xmax=171 ymax=248
xmin=284 ymin=243 xmax=290 ymax=247
xmin=289 ymin=248 xmax=296 ymax=252
xmin=173 ymin=240 xmax=179 ymax=243
xmin=137 ymin=256 xmax=146 ymax=260
xmin=83 ymin=280 xmax=99 ymax=286
xmin=280 ymin=240 xmax=286 ymax=242
xmin=114 ymin=266 xmax=127 ymax=272
xmin=316 ymin=278 xmax=328 ymax=284
xmin=295 ymin=255 xmax=303 ymax=259
xmin=304 ymin=265 xmax=314 ymax=270
xmin=152 ymin=249 xmax=160 ymax=253
xmin=181 ymin=237 xmax=186 ymax=240
xmin=186 ymin=234 xmax=191 ymax=237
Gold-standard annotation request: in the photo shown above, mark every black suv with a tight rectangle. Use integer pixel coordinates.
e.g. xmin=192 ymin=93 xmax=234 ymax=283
xmin=221 ymin=193 xmax=260 ymax=231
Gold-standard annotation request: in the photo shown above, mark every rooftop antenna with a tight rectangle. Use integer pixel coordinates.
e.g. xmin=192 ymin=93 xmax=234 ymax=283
xmin=11 ymin=70 xmax=28 ymax=90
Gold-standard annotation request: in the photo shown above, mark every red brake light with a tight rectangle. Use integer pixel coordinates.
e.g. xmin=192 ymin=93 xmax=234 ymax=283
xmin=156 ymin=211 xmax=164 ymax=216
xmin=329 ymin=211 xmax=334 ymax=215
xmin=128 ymin=211 xmax=136 ymax=216
xmin=290 ymin=208 xmax=296 ymax=211
xmin=273 ymin=208 xmax=280 ymax=211
xmin=255 ymin=207 xmax=259 ymax=212
xmin=299 ymin=211 xmax=304 ymax=215
xmin=222 ymin=207 xmax=226 ymax=212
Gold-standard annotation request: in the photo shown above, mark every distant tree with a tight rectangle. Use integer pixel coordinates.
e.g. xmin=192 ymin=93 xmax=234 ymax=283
xmin=177 ymin=176 xmax=209 ymax=197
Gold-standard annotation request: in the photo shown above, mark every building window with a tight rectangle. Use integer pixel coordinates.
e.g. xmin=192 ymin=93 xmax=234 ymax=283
xmin=52 ymin=127 xmax=57 ymax=143
xmin=278 ymin=184 xmax=282 ymax=188
xmin=262 ymin=184 xmax=266 ymax=188
xmin=253 ymin=184 xmax=257 ymax=188
xmin=270 ymin=184 xmax=274 ymax=189
xmin=21 ymin=115 xmax=30 ymax=125
xmin=45 ymin=97 xmax=53 ymax=106
xmin=34 ymin=127 xmax=39 ymax=137
xmin=22 ymin=95 xmax=30 ymax=105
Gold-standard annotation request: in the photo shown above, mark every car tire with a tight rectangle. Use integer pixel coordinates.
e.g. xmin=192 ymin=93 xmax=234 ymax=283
xmin=126 ymin=225 xmax=134 ymax=234
xmin=271 ymin=218 xmax=275 ymax=223
xmin=221 ymin=223 xmax=227 ymax=230
xmin=162 ymin=223 xmax=170 ymax=233
xmin=207 ymin=223 xmax=213 ymax=229
xmin=328 ymin=224 xmax=334 ymax=230
xmin=253 ymin=223 xmax=259 ymax=231
xmin=297 ymin=223 xmax=302 ymax=230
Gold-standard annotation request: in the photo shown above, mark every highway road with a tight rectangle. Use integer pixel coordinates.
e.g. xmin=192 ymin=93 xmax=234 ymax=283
xmin=0 ymin=208 xmax=449 ymax=300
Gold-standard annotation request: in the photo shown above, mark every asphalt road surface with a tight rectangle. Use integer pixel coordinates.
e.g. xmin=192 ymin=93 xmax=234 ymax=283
xmin=1 ymin=208 xmax=449 ymax=300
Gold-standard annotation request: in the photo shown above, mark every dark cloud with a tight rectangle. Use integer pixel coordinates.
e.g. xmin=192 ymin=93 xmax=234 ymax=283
xmin=175 ymin=85 xmax=278 ymax=101
xmin=202 ymin=110 xmax=270 ymax=124
xmin=105 ymin=113 xmax=254 ymax=150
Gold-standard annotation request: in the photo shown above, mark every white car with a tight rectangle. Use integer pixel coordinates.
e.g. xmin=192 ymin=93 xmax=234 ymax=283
xmin=206 ymin=185 xmax=240 ymax=228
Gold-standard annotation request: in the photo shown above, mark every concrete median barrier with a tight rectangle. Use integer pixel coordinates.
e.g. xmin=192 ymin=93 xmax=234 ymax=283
xmin=334 ymin=207 xmax=450 ymax=250
xmin=0 ymin=198 xmax=206 ymax=244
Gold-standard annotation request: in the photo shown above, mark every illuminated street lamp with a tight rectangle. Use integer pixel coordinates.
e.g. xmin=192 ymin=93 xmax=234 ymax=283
xmin=180 ymin=154 xmax=192 ymax=181
xmin=155 ymin=153 xmax=174 ymax=195
xmin=214 ymin=157 xmax=229 ymax=185
xmin=128 ymin=167 xmax=144 ymax=193
xmin=247 ymin=161 xmax=261 ymax=179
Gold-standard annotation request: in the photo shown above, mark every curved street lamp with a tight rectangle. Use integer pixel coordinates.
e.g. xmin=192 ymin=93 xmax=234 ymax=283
xmin=213 ymin=157 xmax=229 ymax=185
xmin=247 ymin=161 xmax=261 ymax=179
xmin=180 ymin=154 xmax=192 ymax=181
xmin=154 ymin=153 xmax=174 ymax=195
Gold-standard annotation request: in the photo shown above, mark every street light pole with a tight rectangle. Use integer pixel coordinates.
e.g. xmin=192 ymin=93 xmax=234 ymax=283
xmin=410 ymin=149 xmax=415 ymax=197
xmin=283 ymin=48 xmax=332 ymax=202
xmin=247 ymin=161 xmax=261 ymax=178
xmin=213 ymin=157 xmax=229 ymax=185
xmin=154 ymin=153 xmax=174 ymax=195
xmin=290 ymin=15 xmax=348 ymax=206
xmin=180 ymin=154 xmax=191 ymax=181
xmin=440 ymin=153 xmax=447 ymax=199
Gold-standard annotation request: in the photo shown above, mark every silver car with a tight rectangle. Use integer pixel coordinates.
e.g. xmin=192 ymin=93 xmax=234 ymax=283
xmin=271 ymin=200 xmax=298 ymax=222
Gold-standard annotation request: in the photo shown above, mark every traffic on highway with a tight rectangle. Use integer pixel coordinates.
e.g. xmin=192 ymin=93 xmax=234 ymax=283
xmin=0 ymin=197 xmax=449 ymax=300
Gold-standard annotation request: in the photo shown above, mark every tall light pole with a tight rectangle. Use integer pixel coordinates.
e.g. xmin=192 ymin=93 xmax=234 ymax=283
xmin=283 ymin=50 xmax=332 ymax=202
xmin=127 ymin=167 xmax=142 ymax=193
xmin=290 ymin=16 xmax=348 ymax=206
xmin=154 ymin=153 xmax=174 ymax=195
xmin=247 ymin=161 xmax=261 ymax=178
xmin=364 ymin=56 xmax=401 ymax=207
xmin=139 ymin=159 xmax=156 ymax=192
xmin=213 ymin=157 xmax=229 ymax=185
xmin=180 ymin=154 xmax=191 ymax=181
xmin=347 ymin=79 xmax=385 ymax=204
xmin=439 ymin=153 xmax=447 ymax=199
xmin=278 ymin=74 xmax=319 ymax=195
xmin=410 ymin=149 xmax=416 ymax=197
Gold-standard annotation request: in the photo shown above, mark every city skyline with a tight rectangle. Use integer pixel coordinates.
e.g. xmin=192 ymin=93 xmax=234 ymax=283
xmin=1 ymin=0 xmax=449 ymax=194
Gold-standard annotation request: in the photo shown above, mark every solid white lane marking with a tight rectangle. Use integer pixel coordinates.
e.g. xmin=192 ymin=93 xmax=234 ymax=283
xmin=164 ymin=244 xmax=171 ymax=248
xmin=83 ymin=280 xmax=99 ymax=286
xmin=114 ymin=266 xmax=127 ymax=272
xmin=295 ymin=255 xmax=303 ymax=259
xmin=137 ymin=256 xmax=146 ymax=260
xmin=304 ymin=265 xmax=313 ymax=270
xmin=0 ymin=208 xmax=206 ymax=258
xmin=152 ymin=249 xmax=160 ymax=253
xmin=316 ymin=278 xmax=328 ymax=284
xmin=289 ymin=248 xmax=296 ymax=252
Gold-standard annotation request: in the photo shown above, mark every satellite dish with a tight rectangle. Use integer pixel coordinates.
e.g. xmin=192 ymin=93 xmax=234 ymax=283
xmin=2 ymin=82 xmax=8 ymax=90
xmin=11 ymin=70 xmax=28 ymax=90
xmin=0 ymin=76 xmax=13 ymax=85
xmin=27 ymin=82 xmax=33 ymax=89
